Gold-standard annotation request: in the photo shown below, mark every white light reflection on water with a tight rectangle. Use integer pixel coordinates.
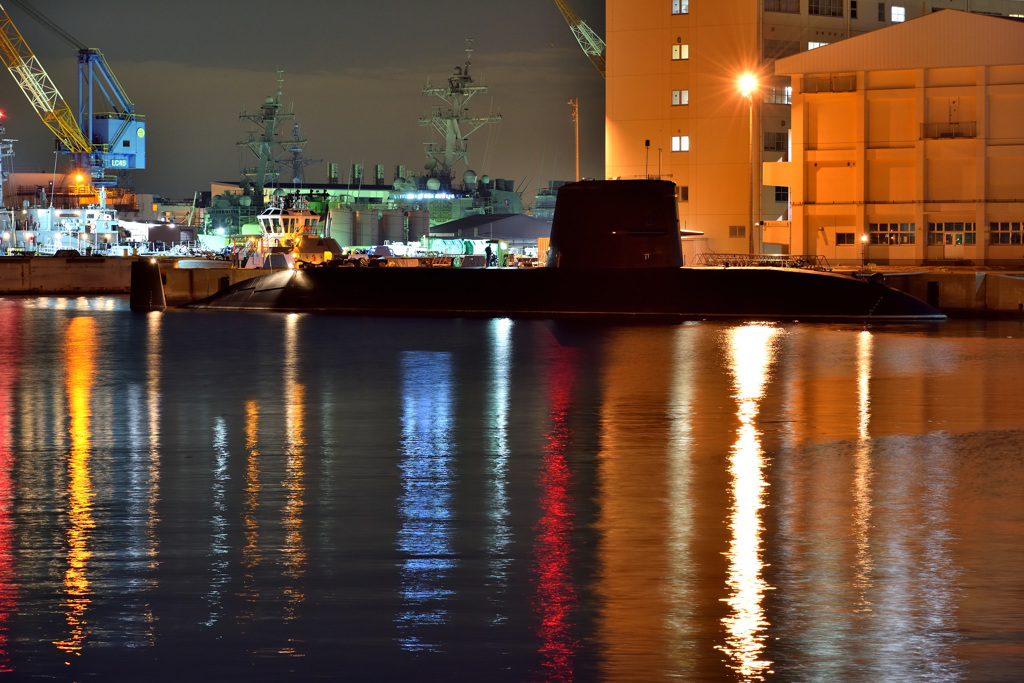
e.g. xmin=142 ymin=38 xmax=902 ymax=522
xmin=122 ymin=310 xmax=163 ymax=644
xmin=54 ymin=316 xmax=97 ymax=660
xmin=397 ymin=351 xmax=455 ymax=651
xmin=717 ymin=323 xmax=781 ymax=681
xmin=204 ymin=418 xmax=230 ymax=627
xmin=485 ymin=318 xmax=513 ymax=623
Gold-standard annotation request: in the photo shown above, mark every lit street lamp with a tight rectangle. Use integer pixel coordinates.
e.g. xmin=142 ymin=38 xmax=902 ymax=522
xmin=861 ymin=233 xmax=869 ymax=267
xmin=739 ymin=74 xmax=760 ymax=256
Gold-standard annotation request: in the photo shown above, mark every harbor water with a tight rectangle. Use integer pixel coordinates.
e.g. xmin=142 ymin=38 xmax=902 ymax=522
xmin=0 ymin=296 xmax=1022 ymax=681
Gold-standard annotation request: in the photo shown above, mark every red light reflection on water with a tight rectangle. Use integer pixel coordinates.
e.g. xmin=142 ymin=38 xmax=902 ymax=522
xmin=532 ymin=346 xmax=580 ymax=681
xmin=0 ymin=304 xmax=21 ymax=672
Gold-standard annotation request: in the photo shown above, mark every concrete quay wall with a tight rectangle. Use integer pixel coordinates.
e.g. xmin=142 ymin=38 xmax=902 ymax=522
xmin=883 ymin=271 xmax=1024 ymax=317
xmin=0 ymin=256 xmax=134 ymax=294
xmin=0 ymin=256 xmax=266 ymax=304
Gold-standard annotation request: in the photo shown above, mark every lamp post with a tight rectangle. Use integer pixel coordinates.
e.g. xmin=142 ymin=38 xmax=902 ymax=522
xmin=739 ymin=74 xmax=760 ymax=256
xmin=861 ymin=234 xmax=868 ymax=268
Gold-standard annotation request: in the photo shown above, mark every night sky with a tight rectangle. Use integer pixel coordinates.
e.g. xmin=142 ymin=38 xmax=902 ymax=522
xmin=0 ymin=0 xmax=606 ymax=203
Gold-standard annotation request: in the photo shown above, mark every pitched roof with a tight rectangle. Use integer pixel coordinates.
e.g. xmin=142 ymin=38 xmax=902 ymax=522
xmin=775 ymin=10 xmax=1024 ymax=75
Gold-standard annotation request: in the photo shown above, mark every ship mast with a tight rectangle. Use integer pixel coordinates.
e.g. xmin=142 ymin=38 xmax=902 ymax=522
xmin=238 ymin=70 xmax=292 ymax=195
xmin=419 ymin=39 xmax=501 ymax=188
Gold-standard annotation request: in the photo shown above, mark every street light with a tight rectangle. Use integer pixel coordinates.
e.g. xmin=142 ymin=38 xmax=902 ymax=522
xmin=861 ymin=233 xmax=868 ymax=267
xmin=739 ymin=73 xmax=760 ymax=256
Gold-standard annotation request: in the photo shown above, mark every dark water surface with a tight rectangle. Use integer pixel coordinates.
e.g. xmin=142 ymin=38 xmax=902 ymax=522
xmin=0 ymin=295 xmax=1022 ymax=681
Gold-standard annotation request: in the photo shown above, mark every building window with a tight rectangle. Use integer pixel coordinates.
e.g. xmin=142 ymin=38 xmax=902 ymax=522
xmin=851 ymin=1 xmax=858 ymax=19
xmin=671 ymin=44 xmax=689 ymax=60
xmin=927 ymin=222 xmax=974 ymax=245
xmin=672 ymin=89 xmax=689 ymax=106
xmin=671 ymin=135 xmax=690 ymax=152
xmin=671 ymin=0 xmax=688 ymax=14
xmin=764 ymin=39 xmax=800 ymax=60
xmin=677 ymin=186 xmax=689 ymax=202
xmin=870 ymin=222 xmax=916 ymax=245
xmin=764 ymin=131 xmax=787 ymax=152
xmin=774 ymin=186 xmax=789 ymax=203
xmin=729 ymin=225 xmax=746 ymax=238
xmin=809 ymin=0 xmax=844 ymax=17
xmin=891 ymin=5 xmax=905 ymax=22
xmin=836 ymin=233 xmax=856 ymax=245
xmin=989 ymin=222 xmax=1023 ymax=244
xmin=764 ymin=86 xmax=793 ymax=105
xmin=764 ymin=0 xmax=799 ymax=12
xmin=808 ymin=42 xmax=829 ymax=50
xmin=878 ymin=2 xmax=885 ymax=21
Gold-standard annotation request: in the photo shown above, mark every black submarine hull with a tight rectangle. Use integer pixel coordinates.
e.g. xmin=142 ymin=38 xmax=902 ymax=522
xmin=184 ymin=180 xmax=944 ymax=321
xmin=186 ymin=265 xmax=944 ymax=321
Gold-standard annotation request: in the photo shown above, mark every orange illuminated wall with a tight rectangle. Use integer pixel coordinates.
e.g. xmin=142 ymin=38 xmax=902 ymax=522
xmin=605 ymin=1 xmax=759 ymax=257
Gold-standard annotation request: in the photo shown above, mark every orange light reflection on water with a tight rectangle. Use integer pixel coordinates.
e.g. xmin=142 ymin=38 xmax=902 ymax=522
xmin=717 ymin=324 xmax=781 ymax=681
xmin=282 ymin=314 xmax=307 ymax=631
xmin=54 ymin=316 xmax=97 ymax=659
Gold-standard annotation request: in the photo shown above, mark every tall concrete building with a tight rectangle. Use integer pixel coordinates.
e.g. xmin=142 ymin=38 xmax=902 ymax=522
xmin=605 ymin=0 xmax=1024 ymax=264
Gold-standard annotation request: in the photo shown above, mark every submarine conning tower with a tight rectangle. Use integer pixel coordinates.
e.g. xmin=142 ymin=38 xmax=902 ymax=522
xmin=546 ymin=179 xmax=684 ymax=269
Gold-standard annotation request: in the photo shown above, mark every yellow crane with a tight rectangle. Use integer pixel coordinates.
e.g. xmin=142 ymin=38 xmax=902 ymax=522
xmin=554 ymin=0 xmax=606 ymax=77
xmin=0 ymin=2 xmax=91 ymax=154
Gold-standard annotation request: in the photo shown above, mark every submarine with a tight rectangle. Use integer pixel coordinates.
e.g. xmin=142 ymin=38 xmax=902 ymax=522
xmin=185 ymin=179 xmax=945 ymax=322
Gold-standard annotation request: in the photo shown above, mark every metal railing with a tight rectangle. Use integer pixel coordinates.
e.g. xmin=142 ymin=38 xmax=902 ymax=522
xmin=692 ymin=253 xmax=832 ymax=270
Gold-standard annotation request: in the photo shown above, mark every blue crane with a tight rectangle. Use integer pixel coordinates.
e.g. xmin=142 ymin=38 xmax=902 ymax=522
xmin=0 ymin=0 xmax=145 ymax=186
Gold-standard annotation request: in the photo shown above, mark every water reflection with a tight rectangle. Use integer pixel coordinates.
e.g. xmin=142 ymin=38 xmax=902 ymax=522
xmin=532 ymin=344 xmax=579 ymax=681
xmin=718 ymin=323 xmax=780 ymax=681
xmin=396 ymin=351 xmax=455 ymax=651
xmin=54 ymin=316 xmax=98 ymax=659
xmin=240 ymin=399 xmax=262 ymax=618
xmin=853 ymin=330 xmax=874 ymax=605
xmin=204 ymin=418 xmax=230 ymax=626
xmin=485 ymin=319 xmax=512 ymax=623
xmin=0 ymin=304 xmax=20 ymax=672
xmin=282 ymin=314 xmax=307 ymax=627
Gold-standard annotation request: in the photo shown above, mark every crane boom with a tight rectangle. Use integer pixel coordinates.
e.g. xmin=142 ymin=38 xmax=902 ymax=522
xmin=554 ymin=0 xmax=606 ymax=77
xmin=0 ymin=5 xmax=91 ymax=153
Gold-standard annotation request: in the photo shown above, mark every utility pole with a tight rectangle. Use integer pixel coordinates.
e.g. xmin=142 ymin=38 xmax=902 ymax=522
xmin=568 ymin=97 xmax=580 ymax=182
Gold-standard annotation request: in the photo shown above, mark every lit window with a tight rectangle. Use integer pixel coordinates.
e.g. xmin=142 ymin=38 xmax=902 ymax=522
xmin=672 ymin=0 xmax=688 ymax=14
xmin=763 ymin=86 xmax=793 ymax=105
xmin=808 ymin=41 xmax=829 ymax=50
xmin=671 ymin=135 xmax=690 ymax=152
xmin=891 ymin=5 xmax=905 ymax=22
xmin=672 ymin=89 xmax=689 ymax=106
xmin=671 ymin=44 xmax=689 ymax=60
